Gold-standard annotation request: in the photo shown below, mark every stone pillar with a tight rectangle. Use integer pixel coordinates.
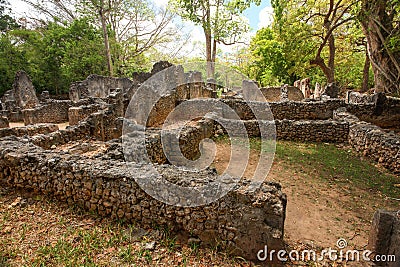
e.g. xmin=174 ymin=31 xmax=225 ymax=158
xmin=314 ymin=82 xmax=322 ymax=99
xmin=12 ymin=70 xmax=39 ymax=109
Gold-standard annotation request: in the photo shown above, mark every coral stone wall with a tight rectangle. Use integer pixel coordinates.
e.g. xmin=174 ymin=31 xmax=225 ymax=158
xmin=69 ymin=75 xmax=133 ymax=102
xmin=0 ymin=137 xmax=286 ymax=261
xmin=348 ymin=122 xmax=400 ymax=174
xmin=215 ymin=119 xmax=349 ymax=143
xmin=0 ymin=124 xmax=59 ymax=138
xmin=335 ymin=109 xmax=400 ymax=174
xmin=23 ymin=100 xmax=73 ymax=125
xmin=221 ymin=99 xmax=347 ymax=120
xmin=68 ymin=104 xmax=104 ymax=126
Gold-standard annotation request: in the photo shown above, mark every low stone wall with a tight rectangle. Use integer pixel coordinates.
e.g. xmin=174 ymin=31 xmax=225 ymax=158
xmin=23 ymin=100 xmax=73 ymax=125
xmin=348 ymin=122 xmax=400 ymax=174
xmin=0 ymin=110 xmax=24 ymax=122
xmin=0 ymin=137 xmax=286 ymax=261
xmin=368 ymin=210 xmax=400 ymax=267
xmin=70 ymin=75 xmax=133 ymax=102
xmin=8 ymin=111 xmax=23 ymax=122
xmin=334 ymin=109 xmax=400 ymax=174
xmin=29 ymin=121 xmax=92 ymax=149
xmin=216 ymin=119 xmax=349 ymax=143
xmin=221 ymin=99 xmax=346 ymax=120
xmin=0 ymin=124 xmax=59 ymax=138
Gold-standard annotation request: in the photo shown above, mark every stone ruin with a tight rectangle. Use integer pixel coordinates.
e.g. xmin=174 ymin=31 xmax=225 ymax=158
xmin=0 ymin=62 xmax=399 ymax=263
xmin=0 ymin=70 xmax=39 ymax=122
xmin=294 ymin=78 xmax=340 ymax=99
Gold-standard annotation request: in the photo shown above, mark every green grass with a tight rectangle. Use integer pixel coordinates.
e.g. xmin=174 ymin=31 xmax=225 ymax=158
xmin=215 ymin=135 xmax=400 ymax=199
xmin=274 ymin=140 xmax=400 ymax=199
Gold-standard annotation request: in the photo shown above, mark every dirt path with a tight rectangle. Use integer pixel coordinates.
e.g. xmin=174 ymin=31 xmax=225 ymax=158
xmin=212 ymin=142 xmax=398 ymax=252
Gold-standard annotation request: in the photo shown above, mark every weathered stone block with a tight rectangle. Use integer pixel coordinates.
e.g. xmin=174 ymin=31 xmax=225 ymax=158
xmin=368 ymin=210 xmax=400 ymax=266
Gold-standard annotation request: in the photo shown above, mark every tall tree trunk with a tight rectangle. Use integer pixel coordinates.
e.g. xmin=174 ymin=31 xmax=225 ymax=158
xmin=362 ymin=44 xmax=370 ymax=92
xmin=99 ymin=5 xmax=113 ymax=76
xmin=327 ymin=31 xmax=335 ymax=83
xmin=360 ymin=0 xmax=400 ymax=93
xmin=205 ymin=30 xmax=213 ymax=79
xmin=210 ymin=38 xmax=217 ymax=78
xmin=204 ymin=2 xmax=215 ymax=79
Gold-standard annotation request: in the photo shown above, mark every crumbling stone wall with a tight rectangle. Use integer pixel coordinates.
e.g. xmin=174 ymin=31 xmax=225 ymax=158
xmin=0 ymin=71 xmax=39 ymax=122
xmin=335 ymin=109 xmax=400 ymax=174
xmin=29 ymin=121 xmax=92 ymax=149
xmin=0 ymin=137 xmax=286 ymax=261
xmin=68 ymin=104 xmax=104 ymax=126
xmin=0 ymin=124 xmax=59 ymax=138
xmin=22 ymin=100 xmax=73 ymax=125
xmin=215 ymin=119 xmax=349 ymax=143
xmin=260 ymin=86 xmax=304 ymax=102
xmin=221 ymin=99 xmax=346 ymax=120
xmin=70 ymin=75 xmax=133 ymax=102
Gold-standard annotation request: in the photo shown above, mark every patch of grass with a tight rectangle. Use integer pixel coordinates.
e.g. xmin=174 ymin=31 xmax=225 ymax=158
xmin=0 ymin=250 xmax=11 ymax=267
xmin=273 ymin=140 xmax=400 ymax=199
xmin=215 ymin=135 xmax=400 ymax=199
xmin=119 ymin=244 xmax=136 ymax=263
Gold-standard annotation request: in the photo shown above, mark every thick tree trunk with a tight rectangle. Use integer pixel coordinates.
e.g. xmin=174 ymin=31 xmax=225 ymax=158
xmin=360 ymin=0 xmax=400 ymax=93
xmin=99 ymin=6 xmax=113 ymax=77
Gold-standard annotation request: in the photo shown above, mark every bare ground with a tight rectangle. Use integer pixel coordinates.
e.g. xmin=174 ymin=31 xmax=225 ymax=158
xmin=212 ymin=142 xmax=399 ymax=265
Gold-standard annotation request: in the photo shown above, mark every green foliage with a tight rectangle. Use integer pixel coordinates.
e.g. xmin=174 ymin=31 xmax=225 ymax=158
xmin=42 ymin=19 xmax=108 ymax=93
xmin=0 ymin=18 xmax=108 ymax=96
xmin=247 ymin=27 xmax=298 ymax=86
xmin=0 ymin=34 xmax=29 ymax=95
xmin=245 ymin=0 xmax=371 ymax=90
